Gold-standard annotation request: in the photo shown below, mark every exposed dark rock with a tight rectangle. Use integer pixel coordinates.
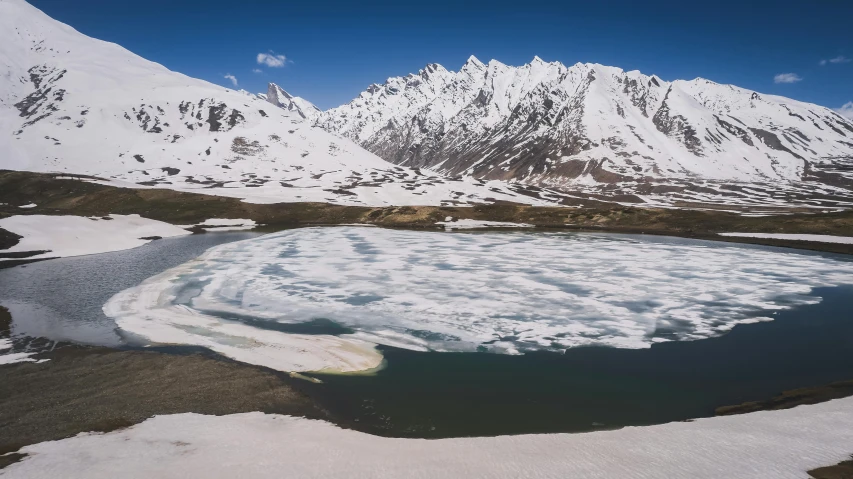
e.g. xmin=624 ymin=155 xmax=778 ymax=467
xmin=653 ymin=87 xmax=703 ymax=155
xmin=0 ymin=228 xmax=23 ymax=250
xmin=206 ymin=103 xmax=227 ymax=131
xmin=715 ymin=115 xmax=754 ymax=146
xmin=749 ymin=128 xmax=804 ymax=160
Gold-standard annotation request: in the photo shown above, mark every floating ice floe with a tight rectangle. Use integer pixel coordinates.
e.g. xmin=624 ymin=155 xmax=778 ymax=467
xmin=103 ymin=227 xmax=853 ymax=373
xmin=5 ymin=396 xmax=853 ymax=479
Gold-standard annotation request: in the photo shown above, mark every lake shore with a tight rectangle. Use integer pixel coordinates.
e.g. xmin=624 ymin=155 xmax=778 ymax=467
xmin=4 ymin=341 xmax=853 ymax=472
xmin=3 ymin=170 xmax=853 ymax=265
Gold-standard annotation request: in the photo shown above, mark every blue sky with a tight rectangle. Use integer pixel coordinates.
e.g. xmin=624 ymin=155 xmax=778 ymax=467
xmin=29 ymin=0 xmax=853 ymax=111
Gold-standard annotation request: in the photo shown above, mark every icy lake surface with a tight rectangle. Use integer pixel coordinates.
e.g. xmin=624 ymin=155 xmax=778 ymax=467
xmin=102 ymin=227 xmax=853 ymax=372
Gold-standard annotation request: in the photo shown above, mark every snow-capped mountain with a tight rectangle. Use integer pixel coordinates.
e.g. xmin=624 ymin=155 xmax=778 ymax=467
xmin=259 ymin=83 xmax=320 ymax=121
xmin=0 ymin=0 xmax=565 ymax=207
xmin=315 ymin=56 xmax=853 ymax=207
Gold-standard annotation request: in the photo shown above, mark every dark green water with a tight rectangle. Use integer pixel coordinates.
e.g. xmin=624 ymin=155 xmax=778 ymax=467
xmin=302 ymin=285 xmax=853 ymax=438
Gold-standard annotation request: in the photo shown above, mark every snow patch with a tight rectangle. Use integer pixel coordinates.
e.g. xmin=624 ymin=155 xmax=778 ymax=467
xmin=178 ymin=218 xmax=258 ymax=232
xmin=436 ymin=219 xmax=534 ymax=230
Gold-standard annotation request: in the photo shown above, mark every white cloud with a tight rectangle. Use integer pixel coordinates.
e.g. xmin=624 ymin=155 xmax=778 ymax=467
xmin=837 ymin=102 xmax=853 ymax=120
xmin=252 ymin=68 xmax=263 ymax=74
xmin=223 ymin=74 xmax=238 ymax=87
xmin=821 ymin=55 xmax=850 ymax=66
xmin=773 ymin=73 xmax=802 ymax=84
xmin=257 ymin=52 xmax=287 ymax=68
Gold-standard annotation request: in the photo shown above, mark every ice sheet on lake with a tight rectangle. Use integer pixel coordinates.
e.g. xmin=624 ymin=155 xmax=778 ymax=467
xmin=103 ymin=228 xmax=853 ymax=371
xmin=6 ymin=397 xmax=853 ymax=478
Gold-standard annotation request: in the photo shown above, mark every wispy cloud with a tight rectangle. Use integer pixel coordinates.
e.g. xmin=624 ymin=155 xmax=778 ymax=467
xmin=837 ymin=102 xmax=853 ymax=121
xmin=820 ymin=55 xmax=850 ymax=66
xmin=257 ymin=51 xmax=287 ymax=68
xmin=224 ymin=74 xmax=238 ymax=87
xmin=774 ymin=73 xmax=802 ymax=84
xmin=252 ymin=68 xmax=263 ymax=74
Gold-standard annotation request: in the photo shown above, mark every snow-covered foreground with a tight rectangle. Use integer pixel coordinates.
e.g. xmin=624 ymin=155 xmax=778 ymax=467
xmin=6 ymin=397 xmax=853 ymax=479
xmin=0 ymin=214 xmax=191 ymax=261
xmin=103 ymin=228 xmax=853 ymax=372
xmin=719 ymin=232 xmax=853 ymax=245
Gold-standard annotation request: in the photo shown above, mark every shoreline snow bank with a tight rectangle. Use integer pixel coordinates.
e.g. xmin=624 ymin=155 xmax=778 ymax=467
xmin=719 ymin=232 xmax=853 ymax=244
xmin=177 ymin=218 xmax=258 ymax=232
xmin=5 ymin=396 xmax=853 ymax=478
xmin=0 ymin=214 xmax=192 ymax=260
xmin=436 ymin=219 xmax=534 ymax=230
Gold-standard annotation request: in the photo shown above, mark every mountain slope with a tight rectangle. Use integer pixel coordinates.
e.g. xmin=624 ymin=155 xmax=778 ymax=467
xmin=316 ymin=57 xmax=853 ymax=208
xmin=0 ymin=0 xmax=564 ymax=207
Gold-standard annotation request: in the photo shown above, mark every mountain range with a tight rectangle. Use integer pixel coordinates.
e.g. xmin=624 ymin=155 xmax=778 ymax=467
xmin=2 ymin=0 xmax=852 ymax=210
xmin=302 ymin=56 xmax=853 ymax=208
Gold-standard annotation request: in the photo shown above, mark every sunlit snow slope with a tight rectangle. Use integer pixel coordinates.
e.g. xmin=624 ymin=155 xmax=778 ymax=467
xmin=0 ymin=0 xmax=559 ymax=207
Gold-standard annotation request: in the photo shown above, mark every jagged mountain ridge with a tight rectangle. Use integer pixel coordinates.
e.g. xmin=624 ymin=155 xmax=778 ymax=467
xmin=311 ymin=56 xmax=853 ymax=193
xmin=0 ymin=0 xmax=571 ymax=207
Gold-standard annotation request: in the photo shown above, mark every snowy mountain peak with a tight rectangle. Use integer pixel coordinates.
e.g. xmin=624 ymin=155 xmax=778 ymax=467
xmin=264 ymin=83 xmax=320 ymax=120
xmin=465 ymin=55 xmax=484 ymax=67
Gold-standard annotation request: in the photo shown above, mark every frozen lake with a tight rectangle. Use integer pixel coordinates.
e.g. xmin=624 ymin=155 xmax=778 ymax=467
xmin=3 ymin=227 xmax=853 ymax=435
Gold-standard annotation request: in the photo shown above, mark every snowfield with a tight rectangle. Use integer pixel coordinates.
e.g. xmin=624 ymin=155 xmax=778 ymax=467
xmin=0 ymin=214 xmax=191 ymax=261
xmin=103 ymin=228 xmax=853 ymax=372
xmin=4 ymin=396 xmax=853 ymax=479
